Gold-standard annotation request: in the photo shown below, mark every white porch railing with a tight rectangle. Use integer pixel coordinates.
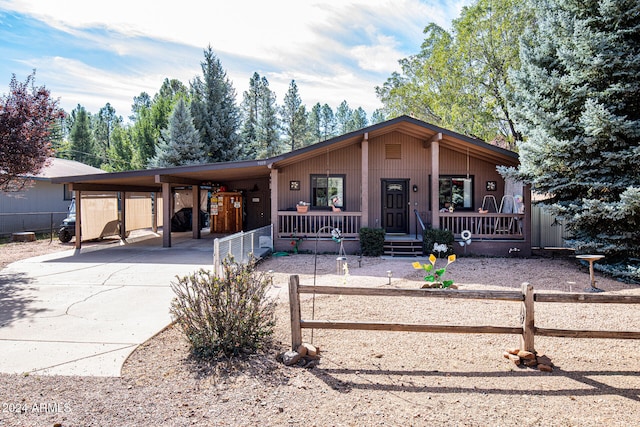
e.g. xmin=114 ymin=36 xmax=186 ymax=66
xmin=277 ymin=211 xmax=361 ymax=238
xmin=439 ymin=212 xmax=525 ymax=240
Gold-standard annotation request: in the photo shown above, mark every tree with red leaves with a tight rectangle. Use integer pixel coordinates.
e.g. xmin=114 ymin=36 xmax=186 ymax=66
xmin=0 ymin=71 xmax=64 ymax=192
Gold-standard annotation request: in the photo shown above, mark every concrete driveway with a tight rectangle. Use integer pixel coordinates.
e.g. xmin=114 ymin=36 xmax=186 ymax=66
xmin=0 ymin=233 xmax=212 ymax=377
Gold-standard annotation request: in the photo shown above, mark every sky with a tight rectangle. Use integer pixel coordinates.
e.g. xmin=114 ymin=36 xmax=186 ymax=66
xmin=0 ymin=0 xmax=471 ymax=122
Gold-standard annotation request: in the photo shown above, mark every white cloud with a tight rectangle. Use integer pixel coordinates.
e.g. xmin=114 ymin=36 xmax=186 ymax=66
xmin=1 ymin=0 xmax=472 ymax=118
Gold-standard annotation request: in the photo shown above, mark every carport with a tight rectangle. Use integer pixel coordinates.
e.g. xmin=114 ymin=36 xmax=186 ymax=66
xmin=52 ymin=160 xmax=274 ymax=248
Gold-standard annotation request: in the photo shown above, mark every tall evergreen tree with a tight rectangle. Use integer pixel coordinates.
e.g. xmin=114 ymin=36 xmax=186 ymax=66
xmin=240 ymin=73 xmax=280 ymax=158
xmin=371 ymin=109 xmax=386 ymax=125
xmin=510 ymin=0 xmax=640 ymax=280
xmin=281 ymin=80 xmax=308 ymax=151
xmin=93 ymin=102 xmax=121 ymax=167
xmin=149 ymin=98 xmax=206 ymax=168
xmin=257 ymin=78 xmax=281 ymax=158
xmin=348 ymin=107 xmax=368 ymax=132
xmin=69 ymin=105 xmax=97 ymax=166
xmin=240 ymin=72 xmax=262 ymax=157
xmin=335 ymin=100 xmax=352 ymax=135
xmin=191 ymin=46 xmax=241 ymax=162
xmin=307 ymin=102 xmax=323 ymax=144
xmin=320 ymin=104 xmax=336 ymax=140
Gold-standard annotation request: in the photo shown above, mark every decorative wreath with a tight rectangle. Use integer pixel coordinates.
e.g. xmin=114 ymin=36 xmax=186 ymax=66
xmin=461 ymin=230 xmax=472 ymax=241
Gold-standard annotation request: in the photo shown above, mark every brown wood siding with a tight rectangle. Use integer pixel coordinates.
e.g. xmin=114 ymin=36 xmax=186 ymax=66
xmin=277 ymin=144 xmax=362 ymax=212
xmin=439 ymin=146 xmax=509 ymax=212
xmin=368 ymin=132 xmax=431 ymax=229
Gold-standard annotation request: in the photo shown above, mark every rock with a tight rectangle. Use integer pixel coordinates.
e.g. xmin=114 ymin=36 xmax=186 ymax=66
xmin=507 ymin=348 xmax=520 ymax=355
xmin=536 ymin=355 xmax=553 ymax=366
xmin=538 ymin=364 xmax=553 ymax=372
xmin=302 ymin=343 xmax=317 ymax=357
xmin=297 ymin=344 xmax=308 ymax=357
xmin=523 ymin=358 xmax=538 ymax=367
xmin=508 ymin=354 xmax=521 ymax=365
xmin=503 ymin=351 xmax=511 ymax=359
xmin=282 ymin=351 xmax=301 ymax=366
xmin=517 ymin=350 xmax=536 ymax=360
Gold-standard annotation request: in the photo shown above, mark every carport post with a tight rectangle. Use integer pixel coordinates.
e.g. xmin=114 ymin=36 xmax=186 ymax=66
xmin=75 ymin=190 xmax=82 ymax=249
xmin=162 ymin=183 xmax=172 ymax=247
xmin=120 ymin=191 xmax=127 ymax=241
xmin=192 ymin=184 xmax=201 ymax=239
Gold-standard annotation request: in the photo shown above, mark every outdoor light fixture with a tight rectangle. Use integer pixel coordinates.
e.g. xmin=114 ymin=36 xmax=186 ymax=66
xmin=412 ymin=184 xmax=418 ymax=192
xmin=387 ymin=270 xmax=392 ymax=285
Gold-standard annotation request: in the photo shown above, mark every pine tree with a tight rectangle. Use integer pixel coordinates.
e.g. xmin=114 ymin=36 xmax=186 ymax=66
xmin=190 ymin=46 xmax=241 ymax=162
xmin=149 ymin=98 xmax=206 ymax=168
xmin=240 ymin=72 xmax=261 ymax=158
xmin=335 ymin=100 xmax=352 ymax=135
xmin=281 ymin=80 xmax=308 ymax=151
xmin=320 ymin=104 xmax=336 ymax=140
xmin=511 ymin=0 xmax=640 ymax=280
xmin=348 ymin=107 xmax=368 ymax=132
xmin=69 ymin=105 xmax=98 ymax=167
xmin=241 ymin=73 xmax=281 ymax=158
xmin=257 ymin=78 xmax=281 ymax=158
xmin=307 ymin=103 xmax=323 ymax=144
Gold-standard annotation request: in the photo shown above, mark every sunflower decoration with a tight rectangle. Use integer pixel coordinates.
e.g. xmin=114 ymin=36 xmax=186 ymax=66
xmin=412 ymin=254 xmax=457 ymax=289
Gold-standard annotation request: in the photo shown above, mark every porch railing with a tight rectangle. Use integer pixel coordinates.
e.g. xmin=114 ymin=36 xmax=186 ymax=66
xmin=439 ymin=212 xmax=525 ymax=240
xmin=277 ymin=211 xmax=361 ymax=238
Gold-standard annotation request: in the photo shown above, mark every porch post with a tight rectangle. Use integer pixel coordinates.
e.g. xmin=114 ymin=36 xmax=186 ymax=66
xmin=162 ymin=182 xmax=172 ymax=247
xmin=430 ymin=138 xmax=440 ymax=229
xmin=75 ymin=190 xmax=82 ymax=249
xmin=361 ymin=133 xmax=369 ymax=227
xmin=192 ymin=184 xmax=201 ymax=239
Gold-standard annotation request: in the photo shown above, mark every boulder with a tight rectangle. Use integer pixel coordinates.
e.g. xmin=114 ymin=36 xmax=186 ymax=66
xmin=302 ymin=343 xmax=318 ymax=357
xmin=282 ymin=351 xmax=301 ymax=366
xmin=517 ymin=350 xmax=536 ymax=360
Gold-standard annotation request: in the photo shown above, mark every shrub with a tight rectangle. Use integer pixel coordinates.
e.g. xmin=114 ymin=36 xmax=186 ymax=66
xmin=170 ymin=258 xmax=276 ymax=359
xmin=359 ymin=227 xmax=385 ymax=256
xmin=423 ymin=228 xmax=455 ymax=257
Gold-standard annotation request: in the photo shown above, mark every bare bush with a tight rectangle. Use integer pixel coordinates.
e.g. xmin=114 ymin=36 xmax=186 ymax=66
xmin=170 ymin=258 xmax=276 ymax=359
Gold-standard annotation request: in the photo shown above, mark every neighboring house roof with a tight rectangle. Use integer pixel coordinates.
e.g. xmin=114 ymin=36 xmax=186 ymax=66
xmin=52 ymin=116 xmax=519 ymax=190
xmin=32 ymin=158 xmax=105 ymax=180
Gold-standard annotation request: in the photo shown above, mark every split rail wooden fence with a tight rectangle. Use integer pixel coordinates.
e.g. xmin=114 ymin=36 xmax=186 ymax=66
xmin=288 ymin=275 xmax=640 ymax=352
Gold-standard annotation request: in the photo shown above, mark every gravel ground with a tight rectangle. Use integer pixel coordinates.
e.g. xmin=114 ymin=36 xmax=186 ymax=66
xmin=1 ymin=240 xmax=639 ymax=426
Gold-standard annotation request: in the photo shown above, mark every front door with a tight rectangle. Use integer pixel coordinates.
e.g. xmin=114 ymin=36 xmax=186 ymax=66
xmin=382 ymin=179 xmax=409 ymax=233
xmin=245 ymin=182 xmax=270 ymax=231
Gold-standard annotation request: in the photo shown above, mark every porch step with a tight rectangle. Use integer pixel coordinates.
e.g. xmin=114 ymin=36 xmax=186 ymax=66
xmin=383 ymin=238 xmax=423 ymax=257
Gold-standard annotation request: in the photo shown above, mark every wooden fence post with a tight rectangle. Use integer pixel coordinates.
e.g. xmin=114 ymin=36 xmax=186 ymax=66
xmin=289 ymin=275 xmax=302 ymax=350
xmin=521 ymin=283 xmax=535 ymax=352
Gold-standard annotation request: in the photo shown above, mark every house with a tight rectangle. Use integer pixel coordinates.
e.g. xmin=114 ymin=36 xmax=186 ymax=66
xmin=52 ymin=116 xmax=530 ymax=256
xmin=0 ymin=158 xmax=104 ymax=236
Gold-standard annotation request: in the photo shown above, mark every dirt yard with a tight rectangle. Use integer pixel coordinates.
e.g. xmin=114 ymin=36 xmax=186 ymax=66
xmin=1 ymin=239 xmax=639 ymax=426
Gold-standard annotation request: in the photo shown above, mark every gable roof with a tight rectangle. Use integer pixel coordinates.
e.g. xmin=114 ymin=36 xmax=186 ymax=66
xmin=52 ymin=116 xmax=518 ymax=191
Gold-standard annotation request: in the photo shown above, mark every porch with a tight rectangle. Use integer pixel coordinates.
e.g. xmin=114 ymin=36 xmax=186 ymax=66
xmin=275 ymin=210 xmax=529 ymax=256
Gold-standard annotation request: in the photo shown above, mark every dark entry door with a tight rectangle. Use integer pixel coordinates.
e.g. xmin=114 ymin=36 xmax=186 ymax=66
xmin=382 ymin=179 xmax=409 ymax=233
xmin=245 ymin=184 xmax=270 ymax=230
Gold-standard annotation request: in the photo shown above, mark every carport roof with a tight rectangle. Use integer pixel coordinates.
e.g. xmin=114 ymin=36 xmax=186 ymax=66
xmin=52 ymin=115 xmax=518 ymax=192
